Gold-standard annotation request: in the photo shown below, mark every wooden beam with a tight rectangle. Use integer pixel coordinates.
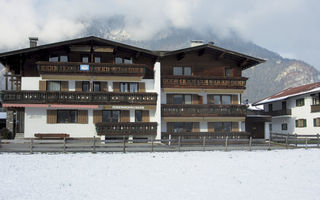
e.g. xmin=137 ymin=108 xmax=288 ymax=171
xmin=176 ymin=52 xmax=185 ymax=61
xmin=240 ymin=58 xmax=249 ymax=67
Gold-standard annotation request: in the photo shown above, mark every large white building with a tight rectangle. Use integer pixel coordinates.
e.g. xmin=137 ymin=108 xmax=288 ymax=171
xmin=254 ymin=82 xmax=320 ymax=135
xmin=0 ymin=36 xmax=264 ymax=139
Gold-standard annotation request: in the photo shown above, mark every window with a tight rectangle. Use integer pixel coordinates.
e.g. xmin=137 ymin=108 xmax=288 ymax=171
xmin=94 ymin=57 xmax=101 ymax=63
xmin=123 ymin=58 xmax=133 ymax=64
xmin=82 ymin=81 xmax=90 ymax=92
xmin=173 ymin=67 xmax=192 ymax=76
xmin=115 ymin=57 xmax=123 ymax=64
xmin=314 ymin=118 xmax=320 ymax=127
xmin=120 ymin=82 xmax=139 ymax=93
xmin=225 ymin=68 xmax=231 ymax=77
xmin=172 ymin=122 xmax=193 ymax=133
xmin=213 ymin=122 xmax=232 ymax=132
xmin=185 ymin=95 xmax=192 ymax=104
xmin=57 ymin=110 xmax=77 ymax=123
xmin=208 ymin=95 xmax=231 ymax=105
xmin=282 ymin=101 xmax=287 ymax=110
xmin=173 ymin=95 xmax=183 ymax=104
xmin=296 ymin=98 xmax=305 ymax=107
xmin=313 ymin=97 xmax=320 ymax=105
xmin=135 ymin=110 xmax=142 ymax=122
xmin=268 ymin=104 xmax=273 ymax=112
xmin=281 ymin=123 xmax=288 ymax=130
xmin=295 ymin=119 xmax=307 ymax=128
xmin=49 ymin=55 xmax=68 ymax=62
xmin=102 ymin=110 xmax=120 ymax=122
xmin=222 ymin=95 xmax=231 ymax=105
xmin=82 ymin=56 xmax=89 ymax=63
xmin=93 ymin=82 xmax=101 ymax=92
xmin=47 ymin=81 xmax=61 ymax=91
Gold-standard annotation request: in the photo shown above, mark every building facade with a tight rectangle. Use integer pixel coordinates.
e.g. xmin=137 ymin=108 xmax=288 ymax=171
xmin=254 ymin=82 xmax=320 ymax=135
xmin=0 ymin=36 xmax=264 ymax=139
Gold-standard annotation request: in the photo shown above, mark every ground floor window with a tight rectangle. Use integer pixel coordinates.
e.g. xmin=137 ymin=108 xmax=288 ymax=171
xmin=135 ymin=110 xmax=142 ymax=122
xmin=314 ymin=118 xmax=320 ymax=127
xmin=102 ymin=110 xmax=120 ymax=122
xmin=281 ymin=123 xmax=288 ymax=130
xmin=212 ymin=122 xmax=232 ymax=132
xmin=295 ymin=119 xmax=307 ymax=128
xmin=57 ymin=110 xmax=77 ymax=123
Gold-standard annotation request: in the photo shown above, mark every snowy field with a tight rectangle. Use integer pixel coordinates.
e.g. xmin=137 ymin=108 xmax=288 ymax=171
xmin=0 ymin=149 xmax=319 ymax=200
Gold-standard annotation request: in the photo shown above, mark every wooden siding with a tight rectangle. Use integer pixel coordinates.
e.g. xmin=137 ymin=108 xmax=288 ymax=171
xmin=142 ymin=110 xmax=150 ymax=122
xmin=39 ymin=81 xmax=46 ymax=91
xmin=93 ymin=110 xmax=102 ymax=123
xmin=78 ymin=110 xmax=88 ymax=124
xmin=120 ymin=110 xmax=130 ymax=122
xmin=47 ymin=110 xmax=57 ymax=124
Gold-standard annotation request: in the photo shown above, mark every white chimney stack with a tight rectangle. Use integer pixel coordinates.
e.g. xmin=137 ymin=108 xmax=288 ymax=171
xmin=29 ymin=37 xmax=38 ymax=47
xmin=190 ymin=40 xmax=204 ymax=47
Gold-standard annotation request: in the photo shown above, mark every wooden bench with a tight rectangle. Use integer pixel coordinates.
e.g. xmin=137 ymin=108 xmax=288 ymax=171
xmin=34 ymin=133 xmax=70 ymax=139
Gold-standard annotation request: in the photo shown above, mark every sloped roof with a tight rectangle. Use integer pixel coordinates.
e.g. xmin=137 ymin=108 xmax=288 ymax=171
xmin=254 ymin=82 xmax=320 ymax=105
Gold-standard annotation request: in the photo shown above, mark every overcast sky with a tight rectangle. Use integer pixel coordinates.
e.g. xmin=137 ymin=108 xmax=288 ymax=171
xmin=0 ymin=0 xmax=320 ymax=69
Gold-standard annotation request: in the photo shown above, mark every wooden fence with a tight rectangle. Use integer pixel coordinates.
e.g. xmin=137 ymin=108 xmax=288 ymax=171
xmin=0 ymin=136 xmax=274 ymax=153
xmin=271 ymin=133 xmax=320 ymax=149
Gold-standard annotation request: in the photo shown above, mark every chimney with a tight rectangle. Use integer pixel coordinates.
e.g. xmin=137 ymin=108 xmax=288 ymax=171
xmin=190 ymin=40 xmax=204 ymax=47
xmin=29 ymin=37 xmax=38 ymax=47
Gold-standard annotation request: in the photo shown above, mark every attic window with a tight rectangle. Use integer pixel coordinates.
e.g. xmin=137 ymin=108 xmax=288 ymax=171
xmin=49 ymin=55 xmax=68 ymax=62
xmin=173 ymin=67 xmax=191 ymax=76
xmin=225 ymin=68 xmax=232 ymax=77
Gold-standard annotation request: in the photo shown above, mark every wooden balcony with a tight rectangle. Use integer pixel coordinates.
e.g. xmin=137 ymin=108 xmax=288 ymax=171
xmin=311 ymin=104 xmax=320 ymax=112
xmin=162 ymin=76 xmax=247 ymax=89
xmin=161 ymin=131 xmax=250 ymax=139
xmin=161 ymin=104 xmax=247 ymax=117
xmin=37 ymin=61 xmax=146 ymax=76
xmin=265 ymin=109 xmax=291 ymax=116
xmin=95 ymin=122 xmax=158 ymax=136
xmin=1 ymin=90 xmax=157 ymax=105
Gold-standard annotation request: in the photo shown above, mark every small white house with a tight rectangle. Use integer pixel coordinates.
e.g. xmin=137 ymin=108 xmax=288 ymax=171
xmin=254 ymin=82 xmax=320 ymax=135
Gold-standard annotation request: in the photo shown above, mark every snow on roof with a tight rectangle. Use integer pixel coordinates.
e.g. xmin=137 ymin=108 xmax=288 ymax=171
xmin=254 ymin=82 xmax=320 ymax=105
xmin=247 ymin=104 xmax=264 ymax=111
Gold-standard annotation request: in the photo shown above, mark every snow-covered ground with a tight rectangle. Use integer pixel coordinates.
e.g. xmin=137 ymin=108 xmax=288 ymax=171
xmin=0 ymin=149 xmax=319 ymax=200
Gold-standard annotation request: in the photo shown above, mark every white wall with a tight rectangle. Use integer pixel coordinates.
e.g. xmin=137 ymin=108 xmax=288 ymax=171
xmin=21 ymin=77 xmax=41 ymax=90
xmin=154 ymin=62 xmax=161 ymax=139
xmin=24 ymin=108 xmax=96 ymax=138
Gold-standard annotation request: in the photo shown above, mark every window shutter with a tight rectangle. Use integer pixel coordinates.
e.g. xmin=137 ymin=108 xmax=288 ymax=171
xmin=47 ymin=110 xmax=57 ymax=124
xmin=101 ymin=82 xmax=108 ymax=92
xmin=167 ymin=94 xmax=173 ymax=104
xmin=295 ymin=120 xmax=298 ymax=127
xmin=192 ymin=94 xmax=199 ymax=104
xmin=39 ymin=81 xmax=47 ymax=91
xmin=61 ymin=81 xmax=69 ymax=91
xmin=75 ymin=81 xmax=82 ymax=92
xmin=192 ymin=122 xmax=200 ymax=132
xmin=139 ymin=82 xmax=146 ymax=92
xmin=314 ymin=118 xmax=316 ymax=127
xmin=93 ymin=110 xmax=102 ymax=123
xmin=142 ymin=110 xmax=149 ymax=122
xmin=208 ymin=122 xmax=214 ymax=132
xmin=113 ymin=82 xmax=120 ymax=92
xmin=231 ymin=95 xmax=238 ymax=105
xmin=120 ymin=110 xmax=130 ymax=122
xmin=78 ymin=110 xmax=88 ymax=124
xmin=198 ymin=96 xmax=203 ymax=104
xmin=303 ymin=119 xmax=307 ymax=127
xmin=232 ymin=122 xmax=239 ymax=132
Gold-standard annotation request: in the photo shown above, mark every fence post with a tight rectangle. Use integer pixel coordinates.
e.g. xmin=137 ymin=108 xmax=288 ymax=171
xmin=317 ymin=134 xmax=319 ymax=148
xmin=93 ymin=136 xmax=96 ymax=153
xmin=123 ymin=136 xmax=126 ymax=153
xmin=285 ymin=134 xmax=289 ymax=149
xmin=169 ymin=134 xmax=171 ymax=146
xmin=151 ymin=137 xmax=154 ymax=152
xmin=295 ymin=134 xmax=298 ymax=147
xmin=305 ymin=137 xmax=308 ymax=149
xmin=268 ymin=138 xmax=271 ymax=151
xmin=178 ymin=136 xmax=181 ymax=152
xmin=30 ymin=138 xmax=33 ymax=154
xmin=249 ymin=137 xmax=252 ymax=151
xmin=203 ymin=136 xmax=206 ymax=151
xmin=63 ymin=137 xmax=66 ymax=153
xmin=225 ymin=136 xmax=228 ymax=151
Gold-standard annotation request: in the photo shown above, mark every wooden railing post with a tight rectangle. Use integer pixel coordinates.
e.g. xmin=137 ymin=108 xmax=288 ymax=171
xmin=30 ymin=138 xmax=33 ymax=154
xmin=203 ymin=136 xmax=206 ymax=151
xmin=93 ymin=136 xmax=96 ymax=153
xmin=123 ymin=136 xmax=126 ymax=153
xmin=249 ymin=137 xmax=252 ymax=151
xmin=178 ymin=136 xmax=181 ymax=152
xmin=225 ymin=136 xmax=228 ymax=151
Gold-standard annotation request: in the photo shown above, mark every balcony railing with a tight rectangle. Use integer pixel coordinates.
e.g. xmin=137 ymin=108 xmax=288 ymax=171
xmin=161 ymin=131 xmax=250 ymax=139
xmin=95 ymin=122 xmax=158 ymax=136
xmin=265 ymin=109 xmax=291 ymax=116
xmin=1 ymin=91 xmax=157 ymax=105
xmin=162 ymin=76 xmax=247 ymax=89
xmin=161 ymin=104 xmax=247 ymax=117
xmin=311 ymin=104 xmax=320 ymax=113
xmin=37 ymin=61 xmax=146 ymax=76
